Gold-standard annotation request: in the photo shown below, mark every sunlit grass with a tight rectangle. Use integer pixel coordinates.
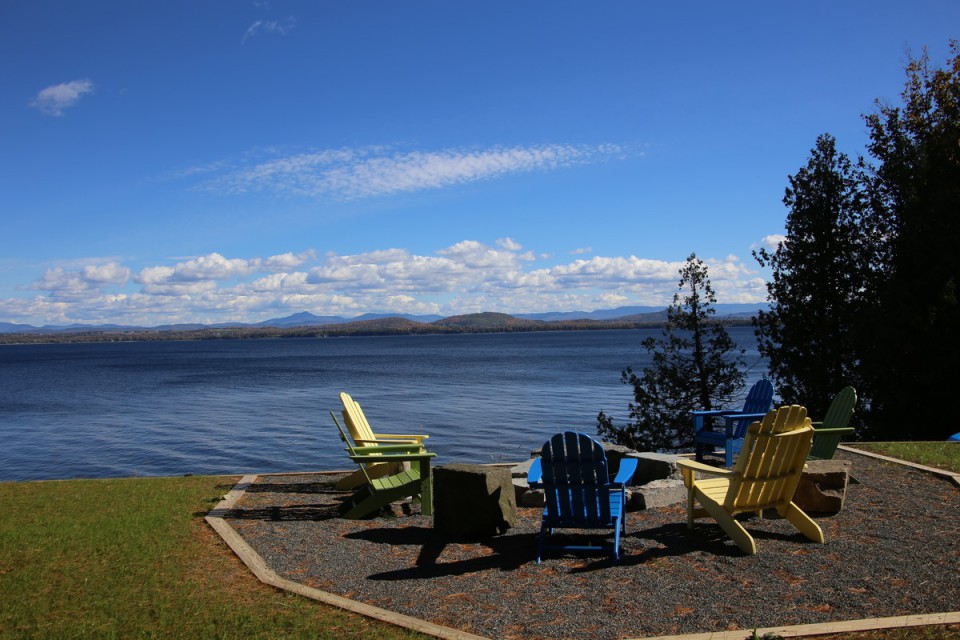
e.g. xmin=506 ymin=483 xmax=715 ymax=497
xmin=850 ymin=441 xmax=960 ymax=474
xmin=0 ymin=475 xmax=423 ymax=639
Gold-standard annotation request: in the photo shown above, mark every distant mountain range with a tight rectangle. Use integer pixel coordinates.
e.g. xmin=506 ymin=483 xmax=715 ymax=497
xmin=0 ymin=304 xmax=765 ymax=335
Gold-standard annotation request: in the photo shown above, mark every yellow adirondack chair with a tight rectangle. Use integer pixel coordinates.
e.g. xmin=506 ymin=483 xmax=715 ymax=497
xmin=335 ymin=392 xmax=430 ymax=490
xmin=330 ymin=412 xmax=435 ymax=519
xmin=677 ymin=405 xmax=824 ymax=555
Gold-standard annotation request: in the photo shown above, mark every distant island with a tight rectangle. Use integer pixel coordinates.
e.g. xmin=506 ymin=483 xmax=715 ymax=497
xmin=0 ymin=305 xmax=762 ymax=345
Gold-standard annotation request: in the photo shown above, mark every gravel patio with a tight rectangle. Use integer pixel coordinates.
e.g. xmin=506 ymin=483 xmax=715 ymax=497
xmin=221 ymin=451 xmax=960 ymax=640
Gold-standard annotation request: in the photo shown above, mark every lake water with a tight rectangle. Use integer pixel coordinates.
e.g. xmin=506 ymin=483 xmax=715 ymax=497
xmin=0 ymin=327 xmax=768 ymax=481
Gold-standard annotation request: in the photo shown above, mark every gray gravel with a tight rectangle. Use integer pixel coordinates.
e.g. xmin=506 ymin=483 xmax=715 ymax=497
xmin=223 ymin=452 xmax=960 ymax=640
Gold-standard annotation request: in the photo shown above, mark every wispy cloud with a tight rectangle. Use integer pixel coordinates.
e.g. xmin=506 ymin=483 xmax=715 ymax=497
xmin=30 ymin=79 xmax=94 ymax=116
xmin=242 ymin=16 xmax=296 ymax=43
xmin=4 ymin=243 xmax=763 ymax=326
xmin=193 ymin=143 xmax=627 ymax=200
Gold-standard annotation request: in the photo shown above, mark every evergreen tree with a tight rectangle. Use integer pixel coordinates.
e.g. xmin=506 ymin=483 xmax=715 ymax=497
xmin=597 ymin=254 xmax=745 ymax=451
xmin=754 ymin=42 xmax=960 ymax=439
xmin=859 ymin=42 xmax=960 ymax=439
xmin=753 ymin=134 xmax=869 ymax=420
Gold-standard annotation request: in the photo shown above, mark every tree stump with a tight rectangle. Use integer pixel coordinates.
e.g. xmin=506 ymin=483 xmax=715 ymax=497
xmin=433 ymin=464 xmax=517 ymax=538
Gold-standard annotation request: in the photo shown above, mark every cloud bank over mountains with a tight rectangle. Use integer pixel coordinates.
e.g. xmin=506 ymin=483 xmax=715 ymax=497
xmin=1 ymin=240 xmax=765 ymax=326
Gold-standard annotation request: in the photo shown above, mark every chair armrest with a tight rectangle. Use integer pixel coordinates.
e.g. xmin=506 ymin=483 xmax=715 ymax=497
xmin=348 ymin=452 xmax=437 ymax=463
xmin=691 ymin=409 xmax=735 ymax=417
xmin=721 ymin=412 xmax=767 ymax=424
xmin=677 ymin=458 xmax=733 ymax=486
xmin=527 ymin=458 xmax=543 ymax=485
xmin=612 ymin=458 xmax=638 ymax=485
xmin=354 ymin=437 xmax=425 ymax=448
xmin=371 ymin=432 xmax=429 ymax=442
xmin=812 ymin=426 xmax=855 ymax=435
xmin=349 ymin=443 xmax=425 ymax=454
xmin=677 ymin=459 xmax=733 ymax=475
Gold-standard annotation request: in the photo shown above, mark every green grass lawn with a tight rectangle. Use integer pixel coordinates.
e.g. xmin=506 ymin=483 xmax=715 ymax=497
xmin=849 ymin=441 xmax=960 ymax=474
xmin=0 ymin=475 xmax=423 ymax=639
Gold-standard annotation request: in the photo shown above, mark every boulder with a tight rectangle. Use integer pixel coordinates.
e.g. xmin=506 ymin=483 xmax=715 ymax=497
xmin=793 ymin=459 xmax=851 ymax=514
xmin=629 ymin=478 xmax=687 ymax=510
xmin=433 ymin=464 xmax=517 ymax=537
xmin=629 ymin=452 xmax=685 ymax=485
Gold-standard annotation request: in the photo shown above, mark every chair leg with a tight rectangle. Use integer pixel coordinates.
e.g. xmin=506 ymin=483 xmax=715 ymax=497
xmin=696 ymin=491 xmax=757 ymax=555
xmin=725 ymin=441 xmax=734 ymax=468
xmin=779 ymin=501 xmax=825 ymax=543
xmin=612 ymin=517 xmax=621 ymax=562
xmin=536 ymin=524 xmax=547 ymax=564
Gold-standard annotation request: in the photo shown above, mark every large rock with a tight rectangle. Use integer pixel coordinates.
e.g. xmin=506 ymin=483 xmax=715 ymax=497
xmin=433 ymin=464 xmax=517 ymax=537
xmin=629 ymin=452 xmax=685 ymax=485
xmin=629 ymin=478 xmax=687 ymax=510
xmin=793 ymin=459 xmax=851 ymax=514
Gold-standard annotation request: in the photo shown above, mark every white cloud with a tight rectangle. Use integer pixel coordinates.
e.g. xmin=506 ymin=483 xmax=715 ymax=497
xmin=30 ymin=79 xmax=94 ymax=116
xmin=135 ymin=253 xmax=259 ymax=285
xmin=193 ymin=143 xmax=626 ymax=200
xmin=4 ymin=242 xmax=768 ymax=326
xmin=754 ymin=234 xmax=787 ymax=251
xmin=82 ymin=262 xmax=130 ymax=285
xmin=264 ymin=250 xmax=315 ymax=271
xmin=570 ymin=246 xmax=593 ymax=255
xmin=242 ymin=16 xmax=296 ymax=43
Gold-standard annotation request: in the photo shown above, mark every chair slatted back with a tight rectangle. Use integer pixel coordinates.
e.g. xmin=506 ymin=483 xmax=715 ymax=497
xmin=729 ymin=379 xmax=775 ymax=439
xmin=541 ymin=432 xmax=611 ymax=527
xmin=726 ymin=406 xmax=813 ymax=513
xmin=330 ymin=411 xmax=373 ymax=486
xmin=822 ymin=386 xmax=857 ymax=429
xmin=340 ymin=392 xmax=377 ymax=443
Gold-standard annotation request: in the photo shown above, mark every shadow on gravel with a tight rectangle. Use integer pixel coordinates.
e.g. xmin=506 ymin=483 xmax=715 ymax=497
xmin=220 ymin=504 xmax=341 ymax=521
xmin=243 ymin=481 xmax=341 ymax=495
xmin=346 ymin=525 xmax=538 ymax=579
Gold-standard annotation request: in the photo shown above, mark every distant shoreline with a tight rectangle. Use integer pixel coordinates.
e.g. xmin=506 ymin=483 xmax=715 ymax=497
xmin=0 ymin=314 xmax=754 ymax=346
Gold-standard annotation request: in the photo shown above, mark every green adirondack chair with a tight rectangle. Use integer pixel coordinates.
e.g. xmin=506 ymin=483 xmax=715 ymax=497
xmin=330 ymin=411 xmax=436 ymax=519
xmin=809 ymin=386 xmax=857 ymax=459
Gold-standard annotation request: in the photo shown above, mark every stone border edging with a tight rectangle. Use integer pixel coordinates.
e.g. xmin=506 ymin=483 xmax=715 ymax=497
xmin=204 ymin=474 xmax=492 ymax=640
xmin=626 ymin=611 xmax=960 ymax=640
xmin=838 ymin=444 xmax=960 ymax=487
xmin=206 ymin=469 xmax=960 ymax=640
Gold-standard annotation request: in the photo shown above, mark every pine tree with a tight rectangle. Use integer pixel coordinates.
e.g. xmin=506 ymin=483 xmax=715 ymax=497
xmin=859 ymin=42 xmax=960 ymax=439
xmin=753 ymin=134 xmax=869 ymax=420
xmin=597 ymin=254 xmax=745 ymax=451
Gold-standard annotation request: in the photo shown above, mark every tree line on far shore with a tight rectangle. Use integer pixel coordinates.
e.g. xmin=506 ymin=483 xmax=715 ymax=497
xmin=600 ymin=42 xmax=960 ymax=445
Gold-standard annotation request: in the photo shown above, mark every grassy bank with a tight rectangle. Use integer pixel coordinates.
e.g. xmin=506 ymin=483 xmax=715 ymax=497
xmin=0 ymin=475 xmax=422 ymax=639
xmin=848 ymin=441 xmax=960 ymax=474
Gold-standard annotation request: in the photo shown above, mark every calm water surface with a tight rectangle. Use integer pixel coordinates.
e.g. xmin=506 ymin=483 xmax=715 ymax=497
xmin=0 ymin=327 xmax=767 ymax=481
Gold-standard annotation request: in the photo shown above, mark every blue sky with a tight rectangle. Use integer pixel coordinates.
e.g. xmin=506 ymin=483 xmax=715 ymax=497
xmin=2 ymin=2 xmax=957 ymax=326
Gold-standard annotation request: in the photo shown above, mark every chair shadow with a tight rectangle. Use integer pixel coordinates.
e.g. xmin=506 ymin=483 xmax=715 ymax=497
xmin=243 ymin=481 xmax=343 ymax=495
xmin=567 ymin=519 xmax=825 ymax=573
xmin=212 ymin=503 xmax=342 ymax=522
xmin=346 ymin=526 xmax=538 ymax=580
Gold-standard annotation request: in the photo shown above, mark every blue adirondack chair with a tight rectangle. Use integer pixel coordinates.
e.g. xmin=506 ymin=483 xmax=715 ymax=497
xmin=527 ymin=431 xmax=638 ymax=563
xmin=693 ymin=378 xmax=774 ymax=467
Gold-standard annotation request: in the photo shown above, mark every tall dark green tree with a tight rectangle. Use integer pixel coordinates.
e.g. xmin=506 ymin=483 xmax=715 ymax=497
xmin=597 ymin=254 xmax=745 ymax=452
xmin=755 ymin=42 xmax=960 ymax=440
xmin=858 ymin=43 xmax=960 ymax=439
xmin=753 ymin=134 xmax=870 ymax=420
